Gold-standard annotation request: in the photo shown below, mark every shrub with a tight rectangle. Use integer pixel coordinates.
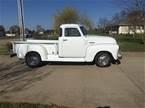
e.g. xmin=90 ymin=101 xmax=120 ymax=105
xmin=6 ymin=41 xmax=12 ymax=52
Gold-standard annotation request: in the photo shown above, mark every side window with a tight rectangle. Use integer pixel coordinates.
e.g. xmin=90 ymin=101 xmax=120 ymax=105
xmin=59 ymin=28 xmax=62 ymax=37
xmin=65 ymin=28 xmax=81 ymax=37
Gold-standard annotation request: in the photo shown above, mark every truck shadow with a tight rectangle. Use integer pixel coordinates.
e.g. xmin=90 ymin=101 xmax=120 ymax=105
xmin=0 ymin=61 xmax=54 ymax=95
xmin=43 ymin=61 xmax=95 ymax=66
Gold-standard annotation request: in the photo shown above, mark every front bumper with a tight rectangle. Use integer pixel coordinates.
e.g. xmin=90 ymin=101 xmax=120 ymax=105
xmin=114 ymin=52 xmax=122 ymax=64
xmin=118 ymin=52 xmax=122 ymax=59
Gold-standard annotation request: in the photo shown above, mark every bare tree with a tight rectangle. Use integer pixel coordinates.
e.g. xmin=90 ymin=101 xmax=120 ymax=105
xmin=97 ymin=17 xmax=110 ymax=33
xmin=36 ymin=25 xmax=45 ymax=34
xmin=54 ymin=7 xmax=79 ymax=30
xmin=116 ymin=0 xmax=145 ymax=11
xmin=79 ymin=14 xmax=94 ymax=30
xmin=9 ymin=25 xmax=20 ymax=34
xmin=111 ymin=10 xmax=128 ymax=25
xmin=128 ymin=10 xmax=145 ymax=33
xmin=116 ymin=0 xmax=145 ymax=42
xmin=53 ymin=7 xmax=94 ymax=32
xmin=0 ymin=25 xmax=5 ymax=32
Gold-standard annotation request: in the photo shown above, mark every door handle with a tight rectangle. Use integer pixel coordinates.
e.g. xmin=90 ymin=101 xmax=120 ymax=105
xmin=63 ymin=39 xmax=68 ymax=41
xmin=89 ymin=42 xmax=95 ymax=44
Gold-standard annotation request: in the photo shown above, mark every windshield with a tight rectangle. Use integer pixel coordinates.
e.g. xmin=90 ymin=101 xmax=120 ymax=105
xmin=80 ymin=26 xmax=87 ymax=35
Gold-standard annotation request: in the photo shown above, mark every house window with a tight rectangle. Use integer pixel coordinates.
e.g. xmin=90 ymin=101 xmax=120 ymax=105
xmin=136 ymin=26 xmax=140 ymax=29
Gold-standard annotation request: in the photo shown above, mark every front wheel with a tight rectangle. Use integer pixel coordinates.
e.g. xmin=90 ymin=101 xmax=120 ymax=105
xmin=25 ymin=52 xmax=42 ymax=68
xmin=95 ymin=52 xmax=111 ymax=67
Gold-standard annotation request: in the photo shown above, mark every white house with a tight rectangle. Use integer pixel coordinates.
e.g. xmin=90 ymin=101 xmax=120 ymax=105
xmin=6 ymin=33 xmax=16 ymax=37
xmin=118 ymin=23 xmax=144 ymax=34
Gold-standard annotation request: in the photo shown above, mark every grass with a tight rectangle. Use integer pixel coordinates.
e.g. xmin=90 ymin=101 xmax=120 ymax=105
xmin=0 ymin=43 xmax=11 ymax=55
xmin=0 ymin=38 xmax=15 ymax=55
xmin=0 ymin=45 xmax=9 ymax=55
xmin=0 ymin=102 xmax=69 ymax=108
xmin=118 ymin=42 xmax=145 ymax=51
xmin=114 ymin=35 xmax=145 ymax=52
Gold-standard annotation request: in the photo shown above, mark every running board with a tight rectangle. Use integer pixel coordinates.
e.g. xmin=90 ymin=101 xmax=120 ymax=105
xmin=44 ymin=55 xmax=85 ymax=62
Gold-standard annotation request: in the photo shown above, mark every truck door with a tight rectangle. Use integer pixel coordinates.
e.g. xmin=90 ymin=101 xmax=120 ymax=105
xmin=59 ymin=27 xmax=86 ymax=58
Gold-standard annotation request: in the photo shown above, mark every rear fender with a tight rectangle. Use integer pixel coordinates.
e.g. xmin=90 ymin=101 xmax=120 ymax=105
xmin=27 ymin=45 xmax=48 ymax=60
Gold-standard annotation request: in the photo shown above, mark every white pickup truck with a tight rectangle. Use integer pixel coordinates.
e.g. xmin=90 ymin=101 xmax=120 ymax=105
xmin=11 ymin=24 xmax=122 ymax=68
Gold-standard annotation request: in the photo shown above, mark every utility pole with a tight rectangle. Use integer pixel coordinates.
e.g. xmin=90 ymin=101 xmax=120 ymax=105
xmin=17 ymin=0 xmax=25 ymax=41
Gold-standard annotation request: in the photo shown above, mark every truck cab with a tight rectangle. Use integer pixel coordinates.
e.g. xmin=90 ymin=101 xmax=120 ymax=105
xmin=11 ymin=24 xmax=122 ymax=68
xmin=59 ymin=24 xmax=87 ymax=58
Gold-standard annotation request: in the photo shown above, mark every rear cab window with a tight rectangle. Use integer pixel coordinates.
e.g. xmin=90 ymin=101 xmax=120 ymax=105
xmin=59 ymin=28 xmax=62 ymax=37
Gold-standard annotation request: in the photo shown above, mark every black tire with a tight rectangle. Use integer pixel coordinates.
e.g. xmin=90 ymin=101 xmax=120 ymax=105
xmin=25 ymin=52 xmax=42 ymax=68
xmin=95 ymin=52 xmax=111 ymax=67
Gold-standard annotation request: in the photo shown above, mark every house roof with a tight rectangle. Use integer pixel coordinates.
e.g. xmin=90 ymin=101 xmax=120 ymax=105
xmin=60 ymin=24 xmax=82 ymax=28
xmin=118 ymin=23 xmax=144 ymax=26
xmin=118 ymin=18 xmax=144 ymax=26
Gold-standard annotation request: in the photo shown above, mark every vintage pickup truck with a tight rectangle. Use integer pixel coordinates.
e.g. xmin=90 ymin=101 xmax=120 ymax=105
xmin=11 ymin=24 xmax=122 ymax=68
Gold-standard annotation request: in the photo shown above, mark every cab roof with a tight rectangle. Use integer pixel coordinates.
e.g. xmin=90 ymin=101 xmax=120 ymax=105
xmin=60 ymin=24 xmax=82 ymax=28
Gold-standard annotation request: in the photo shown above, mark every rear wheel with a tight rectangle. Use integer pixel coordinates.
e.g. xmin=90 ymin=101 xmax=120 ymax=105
xmin=25 ymin=52 xmax=42 ymax=68
xmin=95 ymin=52 xmax=111 ymax=67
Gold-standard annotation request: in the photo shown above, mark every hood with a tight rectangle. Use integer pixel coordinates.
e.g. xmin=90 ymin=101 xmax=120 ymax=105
xmin=86 ymin=35 xmax=117 ymax=44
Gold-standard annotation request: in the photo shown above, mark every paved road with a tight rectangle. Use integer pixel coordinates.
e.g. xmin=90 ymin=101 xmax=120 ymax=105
xmin=0 ymin=52 xmax=144 ymax=108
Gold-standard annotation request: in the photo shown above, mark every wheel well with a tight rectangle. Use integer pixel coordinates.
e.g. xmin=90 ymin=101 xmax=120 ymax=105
xmin=94 ymin=51 xmax=115 ymax=62
xmin=25 ymin=51 xmax=41 ymax=59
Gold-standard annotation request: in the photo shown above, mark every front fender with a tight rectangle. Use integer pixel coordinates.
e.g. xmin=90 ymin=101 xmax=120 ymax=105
xmin=27 ymin=45 xmax=48 ymax=60
xmin=85 ymin=44 xmax=119 ymax=62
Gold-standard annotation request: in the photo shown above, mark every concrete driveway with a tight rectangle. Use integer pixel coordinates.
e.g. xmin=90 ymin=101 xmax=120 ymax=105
xmin=0 ymin=52 xmax=144 ymax=108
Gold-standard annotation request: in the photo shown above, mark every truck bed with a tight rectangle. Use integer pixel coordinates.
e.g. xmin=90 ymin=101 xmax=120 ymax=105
xmin=13 ymin=39 xmax=58 ymax=44
xmin=12 ymin=39 xmax=59 ymax=59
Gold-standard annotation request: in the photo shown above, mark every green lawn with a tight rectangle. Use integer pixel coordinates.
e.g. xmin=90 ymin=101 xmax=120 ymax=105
xmin=0 ymin=45 xmax=9 ymax=55
xmin=0 ymin=102 xmax=69 ymax=108
xmin=118 ymin=42 xmax=145 ymax=52
xmin=0 ymin=38 xmax=13 ymax=55
xmin=114 ymin=35 xmax=145 ymax=52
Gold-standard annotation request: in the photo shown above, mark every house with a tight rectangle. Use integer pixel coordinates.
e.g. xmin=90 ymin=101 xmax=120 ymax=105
xmin=38 ymin=31 xmax=44 ymax=35
xmin=118 ymin=23 xmax=144 ymax=34
xmin=0 ymin=26 xmax=5 ymax=37
xmin=6 ymin=33 xmax=16 ymax=37
xmin=0 ymin=32 xmax=5 ymax=37
xmin=109 ymin=23 xmax=144 ymax=35
xmin=25 ymin=28 xmax=32 ymax=38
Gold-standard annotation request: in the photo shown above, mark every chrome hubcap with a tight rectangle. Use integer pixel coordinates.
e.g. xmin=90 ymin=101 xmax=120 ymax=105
xmin=98 ymin=55 xmax=110 ymax=66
